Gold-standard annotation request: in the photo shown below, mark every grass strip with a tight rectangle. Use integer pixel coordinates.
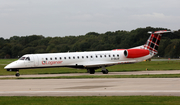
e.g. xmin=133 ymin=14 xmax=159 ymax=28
xmin=0 ymin=96 xmax=180 ymax=105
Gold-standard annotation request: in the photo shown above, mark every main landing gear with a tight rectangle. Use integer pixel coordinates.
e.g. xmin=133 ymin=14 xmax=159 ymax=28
xmin=101 ymin=66 xmax=108 ymax=74
xmin=102 ymin=69 xmax=109 ymax=74
xmin=87 ymin=66 xmax=109 ymax=74
xmin=87 ymin=69 xmax=95 ymax=74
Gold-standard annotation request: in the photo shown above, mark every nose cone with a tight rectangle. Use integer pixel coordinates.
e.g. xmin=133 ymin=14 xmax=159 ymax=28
xmin=4 ymin=61 xmax=18 ymax=69
xmin=4 ymin=64 xmax=10 ymax=69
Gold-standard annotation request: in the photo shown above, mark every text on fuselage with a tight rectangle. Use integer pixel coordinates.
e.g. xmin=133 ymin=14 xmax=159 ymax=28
xmin=42 ymin=61 xmax=63 ymax=65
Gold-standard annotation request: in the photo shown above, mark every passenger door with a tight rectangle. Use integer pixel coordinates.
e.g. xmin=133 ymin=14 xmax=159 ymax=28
xmin=33 ymin=55 xmax=39 ymax=67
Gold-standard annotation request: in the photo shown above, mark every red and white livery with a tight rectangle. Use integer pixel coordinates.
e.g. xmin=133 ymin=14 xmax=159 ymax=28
xmin=4 ymin=30 xmax=171 ymax=76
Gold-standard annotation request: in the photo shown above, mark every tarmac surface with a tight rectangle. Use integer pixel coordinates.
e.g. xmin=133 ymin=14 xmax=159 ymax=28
xmin=0 ymin=78 xmax=180 ymax=96
xmin=0 ymin=70 xmax=180 ymax=96
xmin=1 ymin=70 xmax=180 ymax=78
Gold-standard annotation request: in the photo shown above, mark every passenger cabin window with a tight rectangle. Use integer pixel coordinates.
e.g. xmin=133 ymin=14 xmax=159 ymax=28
xmin=46 ymin=58 xmax=48 ymax=60
xmin=73 ymin=57 xmax=75 ymax=59
xmin=91 ymin=56 xmax=93 ymax=58
xmin=69 ymin=57 xmax=71 ymax=59
xmin=100 ymin=55 xmax=102 ymax=58
xmin=109 ymin=55 xmax=111 ymax=57
xmin=117 ymin=54 xmax=119 ymax=57
xmin=64 ymin=57 xmax=66 ymax=59
xmin=55 ymin=57 xmax=57 ymax=60
xmin=113 ymin=55 xmax=115 ymax=57
xmin=96 ymin=55 xmax=98 ymax=58
xmin=50 ymin=58 xmax=52 ymax=60
xmin=104 ymin=55 xmax=106 ymax=57
xmin=82 ymin=56 xmax=84 ymax=59
xmin=77 ymin=56 xmax=79 ymax=59
xmin=86 ymin=56 xmax=88 ymax=58
xmin=60 ymin=57 xmax=62 ymax=60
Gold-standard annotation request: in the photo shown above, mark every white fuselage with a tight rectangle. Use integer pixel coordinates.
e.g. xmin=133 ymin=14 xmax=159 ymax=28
xmin=4 ymin=49 xmax=152 ymax=70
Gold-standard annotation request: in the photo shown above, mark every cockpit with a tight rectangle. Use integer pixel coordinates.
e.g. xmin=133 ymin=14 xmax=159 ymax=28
xmin=19 ymin=56 xmax=30 ymax=61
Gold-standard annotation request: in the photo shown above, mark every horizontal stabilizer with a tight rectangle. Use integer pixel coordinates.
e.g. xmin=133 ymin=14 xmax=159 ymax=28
xmin=148 ymin=30 xmax=171 ymax=34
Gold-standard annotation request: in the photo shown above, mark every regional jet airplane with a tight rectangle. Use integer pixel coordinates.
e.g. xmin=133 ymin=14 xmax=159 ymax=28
xmin=4 ymin=30 xmax=171 ymax=77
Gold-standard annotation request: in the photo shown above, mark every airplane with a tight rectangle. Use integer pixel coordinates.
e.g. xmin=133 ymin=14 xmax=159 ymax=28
xmin=4 ymin=30 xmax=171 ymax=77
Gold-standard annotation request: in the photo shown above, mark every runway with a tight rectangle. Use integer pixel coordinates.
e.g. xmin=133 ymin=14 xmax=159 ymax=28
xmin=1 ymin=78 xmax=180 ymax=96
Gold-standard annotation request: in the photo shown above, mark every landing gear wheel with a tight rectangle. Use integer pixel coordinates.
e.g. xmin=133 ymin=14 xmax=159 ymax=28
xmin=102 ymin=69 xmax=108 ymax=74
xmin=90 ymin=69 xmax=95 ymax=74
xmin=15 ymin=73 xmax=20 ymax=77
xmin=87 ymin=69 xmax=90 ymax=73
xmin=15 ymin=70 xmax=20 ymax=77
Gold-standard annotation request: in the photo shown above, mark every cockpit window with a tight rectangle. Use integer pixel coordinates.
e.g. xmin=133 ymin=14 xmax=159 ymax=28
xmin=19 ymin=57 xmax=30 ymax=61
xmin=19 ymin=57 xmax=26 ymax=60
xmin=26 ymin=57 xmax=30 ymax=61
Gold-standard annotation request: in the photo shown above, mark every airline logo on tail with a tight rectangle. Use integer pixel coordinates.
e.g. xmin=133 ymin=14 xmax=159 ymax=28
xmin=144 ymin=30 xmax=171 ymax=55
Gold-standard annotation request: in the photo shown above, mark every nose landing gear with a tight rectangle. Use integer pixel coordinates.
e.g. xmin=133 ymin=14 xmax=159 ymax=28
xmin=15 ymin=71 xmax=20 ymax=77
xmin=7 ymin=69 xmax=20 ymax=77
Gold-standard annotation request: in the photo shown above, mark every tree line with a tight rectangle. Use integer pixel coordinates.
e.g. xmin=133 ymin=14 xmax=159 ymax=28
xmin=0 ymin=27 xmax=180 ymax=59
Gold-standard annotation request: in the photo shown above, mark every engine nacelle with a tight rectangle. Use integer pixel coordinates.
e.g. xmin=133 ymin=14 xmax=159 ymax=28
xmin=124 ymin=49 xmax=150 ymax=58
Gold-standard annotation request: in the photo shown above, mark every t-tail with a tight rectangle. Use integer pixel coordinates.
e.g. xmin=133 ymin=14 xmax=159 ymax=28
xmin=144 ymin=30 xmax=171 ymax=56
xmin=123 ymin=30 xmax=171 ymax=59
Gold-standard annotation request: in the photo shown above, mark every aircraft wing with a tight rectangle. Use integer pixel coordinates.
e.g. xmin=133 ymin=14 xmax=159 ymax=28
xmin=82 ymin=61 xmax=119 ymax=68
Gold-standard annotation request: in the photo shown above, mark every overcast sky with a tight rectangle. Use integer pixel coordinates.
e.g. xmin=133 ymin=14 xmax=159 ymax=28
xmin=0 ymin=0 xmax=180 ymax=39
